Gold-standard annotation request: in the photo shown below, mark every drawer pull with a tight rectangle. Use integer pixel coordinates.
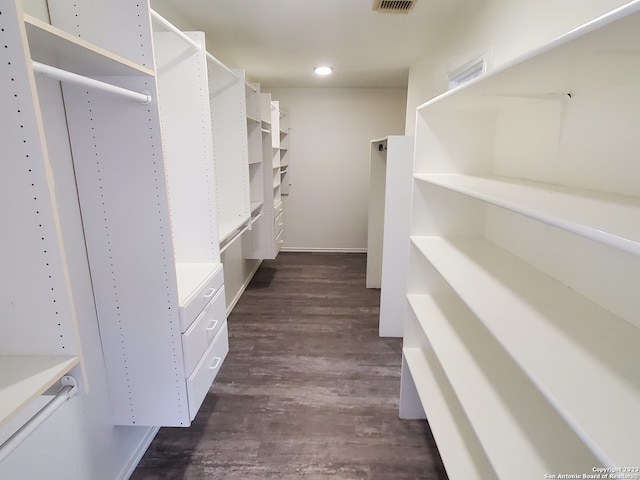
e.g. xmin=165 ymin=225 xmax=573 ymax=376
xmin=277 ymin=222 xmax=283 ymax=226
xmin=203 ymin=287 xmax=216 ymax=299
xmin=205 ymin=320 xmax=219 ymax=332
xmin=209 ymin=357 xmax=222 ymax=371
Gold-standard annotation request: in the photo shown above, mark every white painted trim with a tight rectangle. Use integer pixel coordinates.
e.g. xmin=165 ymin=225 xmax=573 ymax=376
xmin=225 ymin=260 xmax=263 ymax=315
xmin=280 ymin=247 xmax=367 ymax=254
xmin=119 ymin=427 xmax=160 ymax=480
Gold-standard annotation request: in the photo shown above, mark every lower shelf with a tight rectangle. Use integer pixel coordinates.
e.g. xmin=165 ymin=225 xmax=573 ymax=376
xmin=0 ymin=355 xmax=79 ymax=429
xmin=410 ymin=235 xmax=640 ymax=466
xmin=407 ymin=294 xmax=598 ymax=478
xmin=402 ymin=347 xmax=494 ymax=480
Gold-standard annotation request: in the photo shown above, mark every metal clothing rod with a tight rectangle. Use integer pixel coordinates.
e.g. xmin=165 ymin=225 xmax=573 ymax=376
xmin=32 ymin=62 xmax=152 ymax=104
xmin=205 ymin=51 xmax=241 ymax=81
xmin=245 ymin=82 xmax=258 ymax=93
xmin=0 ymin=377 xmax=78 ymax=463
xmin=150 ymin=9 xmax=245 ymax=85
xmin=149 ymin=9 xmax=201 ymax=51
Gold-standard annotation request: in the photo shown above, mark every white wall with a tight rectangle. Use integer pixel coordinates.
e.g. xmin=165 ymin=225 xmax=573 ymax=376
xmin=263 ymin=87 xmax=407 ymax=252
xmin=404 ymin=0 xmax=632 ymax=134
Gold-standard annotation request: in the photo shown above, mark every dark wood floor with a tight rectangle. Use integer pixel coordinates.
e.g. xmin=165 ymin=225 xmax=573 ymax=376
xmin=131 ymin=252 xmax=447 ymax=480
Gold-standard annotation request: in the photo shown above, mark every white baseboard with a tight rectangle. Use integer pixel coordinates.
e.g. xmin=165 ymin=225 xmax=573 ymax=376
xmin=280 ymin=247 xmax=367 ymax=254
xmin=119 ymin=426 xmax=160 ymax=480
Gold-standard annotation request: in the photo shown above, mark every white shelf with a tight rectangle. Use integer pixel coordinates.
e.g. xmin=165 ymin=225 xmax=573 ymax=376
xmin=218 ymin=216 xmax=251 ymax=244
xmin=0 ymin=355 xmax=79 ymax=429
xmin=24 ymin=15 xmax=153 ymax=77
xmin=246 ymin=115 xmax=260 ymax=124
xmin=407 ymin=294 xmax=597 ymax=476
xmin=416 ymin=174 xmax=640 ymax=256
xmin=403 ymin=348 xmax=495 ymax=480
xmin=175 ymin=263 xmax=221 ymax=308
xmin=418 ymin=3 xmax=640 ymax=113
xmin=402 ymin=4 xmax=640 ymax=476
xmin=250 ymin=201 xmax=263 ymax=214
xmin=410 ymin=235 xmax=640 ymax=467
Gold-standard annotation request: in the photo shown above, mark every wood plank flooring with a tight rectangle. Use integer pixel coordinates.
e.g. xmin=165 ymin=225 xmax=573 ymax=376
xmin=131 ymin=252 xmax=447 ymax=480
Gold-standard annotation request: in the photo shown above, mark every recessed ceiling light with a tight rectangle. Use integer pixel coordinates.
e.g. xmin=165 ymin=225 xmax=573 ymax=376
xmin=314 ymin=66 xmax=333 ymax=76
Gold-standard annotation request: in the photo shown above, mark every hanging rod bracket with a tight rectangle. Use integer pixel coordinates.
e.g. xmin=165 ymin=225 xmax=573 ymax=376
xmin=60 ymin=375 xmax=78 ymax=396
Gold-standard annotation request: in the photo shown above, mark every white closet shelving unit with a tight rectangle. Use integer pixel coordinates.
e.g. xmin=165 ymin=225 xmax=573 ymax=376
xmin=246 ymin=82 xmax=265 ymax=223
xmin=4 ymin=2 xmax=228 ymax=428
xmin=366 ymin=136 xmax=414 ymax=337
xmin=400 ymin=2 xmax=640 ymax=478
xmin=279 ymin=109 xmax=291 ymax=195
xmin=245 ymin=93 xmax=284 ymax=259
xmin=208 ymin=60 xmax=252 ymax=250
xmin=1 ymin=2 xmax=116 ymax=435
xmin=150 ymin=19 xmax=229 ymax=426
xmin=271 ymin=100 xmax=285 ymax=253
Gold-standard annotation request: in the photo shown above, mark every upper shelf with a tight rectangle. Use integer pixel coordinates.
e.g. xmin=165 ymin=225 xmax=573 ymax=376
xmin=410 ymin=235 xmax=640 ymax=467
xmin=0 ymin=355 xmax=79 ymax=430
xmin=24 ymin=15 xmax=153 ymax=77
xmin=418 ymin=2 xmax=640 ymax=112
xmin=415 ymin=174 xmax=640 ymax=257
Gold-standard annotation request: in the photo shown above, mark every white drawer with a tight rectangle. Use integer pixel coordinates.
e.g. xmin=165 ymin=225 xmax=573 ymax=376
xmin=179 ymin=264 xmax=224 ymax=332
xmin=186 ymin=321 xmax=229 ymax=421
xmin=275 ymin=228 xmax=284 ymax=242
xmin=181 ymin=286 xmax=226 ymax=376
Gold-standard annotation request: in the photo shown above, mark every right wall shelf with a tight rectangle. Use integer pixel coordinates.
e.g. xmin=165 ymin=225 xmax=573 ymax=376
xmin=399 ymin=2 xmax=640 ymax=478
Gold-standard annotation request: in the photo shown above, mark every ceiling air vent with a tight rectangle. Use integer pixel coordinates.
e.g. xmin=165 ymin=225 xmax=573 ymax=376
xmin=373 ymin=0 xmax=416 ymax=13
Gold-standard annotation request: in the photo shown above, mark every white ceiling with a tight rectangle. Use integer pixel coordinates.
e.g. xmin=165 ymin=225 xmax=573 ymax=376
xmin=152 ymin=0 xmax=469 ymax=88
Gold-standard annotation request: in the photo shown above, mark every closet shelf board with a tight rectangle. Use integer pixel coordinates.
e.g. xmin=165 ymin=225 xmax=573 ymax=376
xmin=218 ymin=216 xmax=251 ymax=244
xmin=0 ymin=355 xmax=79 ymax=429
xmin=416 ymin=3 xmax=640 ymax=113
xmin=410 ymin=235 xmax=640 ymax=467
xmin=175 ymin=263 xmax=221 ymax=307
xmin=415 ymin=174 xmax=640 ymax=256
xmin=407 ymin=294 xmax=598 ymax=476
xmin=24 ymin=15 xmax=153 ymax=77
xmin=403 ymin=348 xmax=495 ymax=480
xmin=250 ymin=201 xmax=264 ymax=214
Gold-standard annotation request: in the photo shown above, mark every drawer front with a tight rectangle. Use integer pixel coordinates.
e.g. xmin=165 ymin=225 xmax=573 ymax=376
xmin=274 ymin=209 xmax=284 ymax=226
xmin=274 ymin=213 xmax=284 ymax=230
xmin=186 ymin=321 xmax=229 ymax=421
xmin=180 ymin=265 xmax=225 ymax=332
xmin=275 ymin=228 xmax=284 ymax=252
xmin=181 ymin=286 xmax=226 ymax=376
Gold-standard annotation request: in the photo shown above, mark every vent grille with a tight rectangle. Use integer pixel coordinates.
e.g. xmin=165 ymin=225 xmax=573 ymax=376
xmin=373 ymin=0 xmax=416 ymax=13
